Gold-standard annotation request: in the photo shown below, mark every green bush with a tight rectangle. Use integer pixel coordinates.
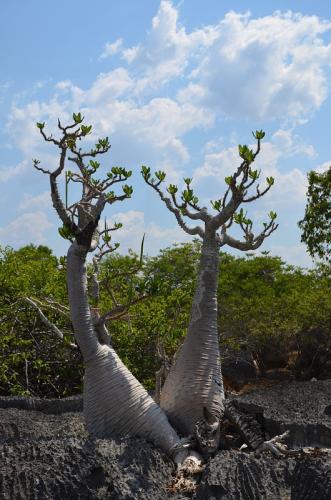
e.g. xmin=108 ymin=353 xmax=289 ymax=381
xmin=0 ymin=242 xmax=330 ymax=396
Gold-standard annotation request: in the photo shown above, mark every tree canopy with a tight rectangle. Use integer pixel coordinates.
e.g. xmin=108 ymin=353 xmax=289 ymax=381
xmin=299 ymin=166 xmax=331 ymax=263
xmin=1 ymin=242 xmax=330 ymax=397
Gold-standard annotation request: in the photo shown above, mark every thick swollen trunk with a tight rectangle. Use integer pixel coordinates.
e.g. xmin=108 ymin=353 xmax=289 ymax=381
xmin=66 ymin=242 xmax=181 ymax=456
xmin=160 ymin=235 xmax=224 ymax=435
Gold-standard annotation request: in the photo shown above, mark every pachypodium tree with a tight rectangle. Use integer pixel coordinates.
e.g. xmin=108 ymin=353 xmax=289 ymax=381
xmin=141 ymin=131 xmax=278 ymax=437
xmin=34 ymin=115 xmax=196 ymax=467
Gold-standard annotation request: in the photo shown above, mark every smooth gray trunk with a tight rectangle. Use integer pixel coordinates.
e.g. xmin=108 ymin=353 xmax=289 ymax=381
xmin=66 ymin=241 xmax=182 ymax=455
xmin=160 ymin=235 xmax=224 ymax=435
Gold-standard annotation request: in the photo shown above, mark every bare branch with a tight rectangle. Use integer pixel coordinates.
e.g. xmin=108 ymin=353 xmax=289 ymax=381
xmin=95 ymin=294 xmax=149 ymax=326
xmin=210 ymin=137 xmax=266 ymax=230
xmin=242 ymin=183 xmax=272 ymax=203
xmin=38 ymin=297 xmax=70 ymax=318
xmin=22 ymin=297 xmax=77 ymax=349
xmin=143 ymin=178 xmax=205 ymax=237
xmin=218 ymin=220 xmax=278 ymax=250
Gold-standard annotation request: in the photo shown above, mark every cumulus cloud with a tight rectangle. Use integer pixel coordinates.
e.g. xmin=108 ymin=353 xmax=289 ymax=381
xmin=105 ymin=209 xmax=191 ymax=255
xmin=0 ymin=212 xmax=52 ymax=247
xmin=121 ymin=0 xmax=218 ymax=90
xmin=193 ymin=128 xmax=312 ymax=207
xmin=181 ymin=11 xmax=331 ymax=121
xmin=3 ymin=1 xmax=331 ymax=267
xmin=6 ymin=83 xmax=212 ymax=181
xmin=267 ymin=242 xmax=313 ymax=268
xmin=99 ymin=38 xmax=123 ymax=60
xmin=315 ymin=160 xmax=331 ymax=173
xmin=6 ymin=3 xmax=331 ymax=175
xmin=18 ymin=191 xmax=50 ymax=210
xmin=0 ymin=160 xmax=27 ymax=182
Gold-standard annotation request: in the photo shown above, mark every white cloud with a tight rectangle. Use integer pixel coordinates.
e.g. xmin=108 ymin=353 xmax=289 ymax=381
xmin=120 ymin=0 xmax=218 ymax=90
xmin=18 ymin=191 xmax=50 ymax=210
xmin=315 ymin=160 xmax=331 ymax=173
xmin=271 ymin=129 xmax=316 ymax=158
xmin=193 ymin=128 xmax=312 ymax=207
xmin=0 ymin=212 xmax=52 ymax=247
xmin=180 ymin=10 xmax=331 ymax=121
xmin=105 ymin=209 xmax=191 ymax=255
xmin=3 ymin=1 xmax=331 ymax=266
xmin=86 ymin=69 xmax=134 ymax=102
xmin=6 ymin=84 xmax=212 ymax=181
xmin=99 ymin=38 xmax=123 ymax=60
xmin=0 ymin=160 xmax=27 ymax=182
xmin=268 ymin=242 xmax=313 ymax=268
xmin=122 ymin=45 xmax=140 ymax=64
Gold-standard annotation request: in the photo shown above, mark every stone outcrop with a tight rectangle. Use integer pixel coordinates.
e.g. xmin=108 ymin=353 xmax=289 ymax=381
xmin=0 ymin=380 xmax=330 ymax=499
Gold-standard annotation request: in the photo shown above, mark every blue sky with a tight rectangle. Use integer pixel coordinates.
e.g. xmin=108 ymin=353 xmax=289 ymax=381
xmin=1 ymin=0 xmax=331 ymax=266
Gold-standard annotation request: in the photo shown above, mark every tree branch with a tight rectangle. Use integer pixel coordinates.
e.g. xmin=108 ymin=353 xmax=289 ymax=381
xmin=218 ymin=220 xmax=278 ymax=250
xmin=143 ymin=179 xmax=204 ymax=237
xmin=95 ymin=294 xmax=149 ymax=326
xmin=22 ymin=297 xmax=77 ymax=349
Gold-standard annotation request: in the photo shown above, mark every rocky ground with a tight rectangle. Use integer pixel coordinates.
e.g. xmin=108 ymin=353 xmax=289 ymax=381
xmin=0 ymin=380 xmax=330 ymax=499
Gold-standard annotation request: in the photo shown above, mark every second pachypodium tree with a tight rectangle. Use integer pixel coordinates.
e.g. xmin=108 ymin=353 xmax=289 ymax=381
xmin=141 ymin=131 xmax=278 ymax=437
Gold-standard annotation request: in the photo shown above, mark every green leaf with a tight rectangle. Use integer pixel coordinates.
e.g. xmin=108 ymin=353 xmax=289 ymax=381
xmin=266 ymin=176 xmax=274 ymax=186
xmin=183 ymin=177 xmax=192 ymax=185
xmin=141 ymin=165 xmax=151 ymax=179
xmin=81 ymin=125 xmax=92 ymax=136
xmin=268 ymin=211 xmax=277 ymax=220
xmin=167 ymin=184 xmax=178 ymax=195
xmin=36 ymin=122 xmax=45 ymax=130
xmin=106 ymin=191 xmax=115 ymax=201
xmin=89 ymin=160 xmax=100 ymax=170
xmin=211 ymin=199 xmax=221 ymax=211
xmin=155 ymin=170 xmax=166 ymax=182
xmin=233 ymin=208 xmax=245 ymax=224
xmin=252 ymin=129 xmax=265 ymax=140
xmin=122 ymin=184 xmax=133 ymax=197
xmin=139 ymin=233 xmax=145 ymax=266
xmin=66 ymin=138 xmax=76 ymax=150
xmin=103 ymin=232 xmax=111 ymax=243
xmin=182 ymin=189 xmax=193 ymax=203
xmin=225 ymin=176 xmax=233 ymax=186
xmin=58 ymin=224 xmax=74 ymax=241
xmin=73 ymin=112 xmax=83 ymax=123
xmin=248 ymin=169 xmax=259 ymax=180
xmin=238 ymin=144 xmax=254 ymax=162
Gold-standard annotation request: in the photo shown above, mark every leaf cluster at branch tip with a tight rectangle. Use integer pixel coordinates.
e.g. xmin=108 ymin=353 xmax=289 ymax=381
xmin=58 ymin=224 xmax=74 ymax=241
xmin=141 ymin=165 xmax=151 ymax=180
xmin=234 ymin=208 xmax=252 ymax=226
xmin=73 ymin=112 xmax=84 ymax=124
xmin=122 ymin=184 xmax=133 ymax=197
xmin=252 ymin=129 xmax=265 ymax=140
xmin=238 ymin=144 xmax=254 ymax=162
xmin=155 ymin=170 xmax=166 ymax=181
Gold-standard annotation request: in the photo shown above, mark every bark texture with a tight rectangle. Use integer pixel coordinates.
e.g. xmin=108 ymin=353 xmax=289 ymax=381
xmin=160 ymin=236 xmax=224 ymax=435
xmin=83 ymin=344 xmax=180 ymax=454
xmin=66 ymin=241 xmax=181 ymax=456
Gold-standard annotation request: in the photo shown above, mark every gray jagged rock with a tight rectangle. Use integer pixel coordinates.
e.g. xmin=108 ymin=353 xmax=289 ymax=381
xmin=0 ymin=380 xmax=330 ymax=499
xmin=0 ymin=394 xmax=83 ymax=414
xmin=230 ymin=380 xmax=331 ymax=448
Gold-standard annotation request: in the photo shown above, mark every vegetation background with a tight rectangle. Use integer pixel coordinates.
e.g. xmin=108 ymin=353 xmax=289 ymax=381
xmin=1 ymin=241 xmax=330 ymax=398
